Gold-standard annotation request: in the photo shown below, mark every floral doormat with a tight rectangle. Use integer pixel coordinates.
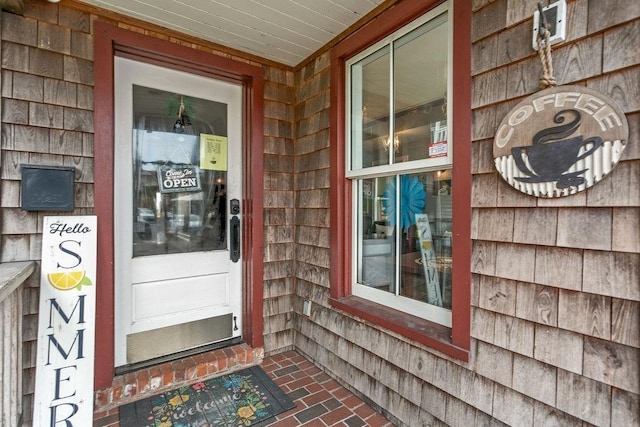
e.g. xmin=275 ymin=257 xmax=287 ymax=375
xmin=119 ymin=366 xmax=295 ymax=426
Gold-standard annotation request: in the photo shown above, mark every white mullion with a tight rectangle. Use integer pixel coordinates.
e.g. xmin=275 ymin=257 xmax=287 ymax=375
xmin=394 ymin=174 xmax=401 ymax=297
xmin=388 ymin=40 xmax=395 ymax=166
xmin=350 ymin=63 xmax=364 ymax=170
xmin=354 ymin=180 xmax=363 ymax=285
xmin=447 ymin=1 xmax=453 ymax=165
xmin=388 ymin=42 xmax=400 ymax=297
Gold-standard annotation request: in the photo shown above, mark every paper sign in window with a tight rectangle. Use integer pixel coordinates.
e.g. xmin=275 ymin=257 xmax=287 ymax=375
xmin=200 ymin=134 xmax=228 ymax=171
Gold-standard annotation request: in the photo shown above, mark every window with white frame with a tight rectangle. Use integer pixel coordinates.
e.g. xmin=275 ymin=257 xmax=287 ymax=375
xmin=346 ymin=3 xmax=453 ymax=326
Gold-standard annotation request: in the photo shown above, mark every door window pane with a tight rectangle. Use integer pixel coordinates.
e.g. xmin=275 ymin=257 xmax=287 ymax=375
xmin=132 ymin=85 xmax=228 ymax=257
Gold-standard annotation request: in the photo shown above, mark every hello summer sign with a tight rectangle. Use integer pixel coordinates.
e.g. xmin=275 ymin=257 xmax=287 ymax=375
xmin=34 ymin=216 xmax=97 ymax=426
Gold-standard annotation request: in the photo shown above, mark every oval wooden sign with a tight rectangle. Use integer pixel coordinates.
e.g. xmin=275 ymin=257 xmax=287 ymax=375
xmin=494 ymin=86 xmax=628 ymax=198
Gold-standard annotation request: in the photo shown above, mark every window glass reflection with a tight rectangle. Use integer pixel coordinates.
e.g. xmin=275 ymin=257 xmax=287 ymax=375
xmin=350 ymin=46 xmax=390 ymax=169
xmin=349 ymin=11 xmax=449 ymax=169
xmin=394 ymin=13 xmax=448 ymax=163
xmin=356 ymin=170 xmax=452 ymax=309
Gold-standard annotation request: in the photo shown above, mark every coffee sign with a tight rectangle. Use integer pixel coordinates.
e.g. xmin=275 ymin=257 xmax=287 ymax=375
xmin=494 ymin=86 xmax=628 ymax=198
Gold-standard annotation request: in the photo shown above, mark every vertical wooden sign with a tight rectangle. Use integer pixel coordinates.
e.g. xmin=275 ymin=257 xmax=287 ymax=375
xmin=33 ymin=216 xmax=97 ymax=426
xmin=415 ymin=213 xmax=443 ymax=306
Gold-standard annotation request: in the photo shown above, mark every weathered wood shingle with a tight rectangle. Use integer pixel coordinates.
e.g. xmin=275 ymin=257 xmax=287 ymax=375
xmin=512 ymin=354 xmax=557 ymax=407
xmin=603 ymin=19 xmax=640 ymax=72
xmin=515 ymin=282 xmax=558 ymax=326
xmin=558 ymin=290 xmax=611 ymax=339
xmin=534 ymin=325 xmax=583 ymax=374
xmin=583 ymin=250 xmax=640 ymax=301
xmin=583 ymin=337 xmax=639 ymax=393
xmin=556 ymin=369 xmax=611 ymax=426
xmin=611 ymin=298 xmax=640 ymax=348
xmin=475 ymin=341 xmax=513 ymax=387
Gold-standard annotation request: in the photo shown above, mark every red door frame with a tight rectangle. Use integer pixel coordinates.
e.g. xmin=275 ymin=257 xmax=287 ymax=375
xmin=93 ymin=21 xmax=265 ymax=390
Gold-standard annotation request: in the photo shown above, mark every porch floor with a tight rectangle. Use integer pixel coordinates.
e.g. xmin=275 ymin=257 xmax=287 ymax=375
xmin=259 ymin=351 xmax=395 ymax=426
xmin=94 ymin=350 xmax=395 ymax=426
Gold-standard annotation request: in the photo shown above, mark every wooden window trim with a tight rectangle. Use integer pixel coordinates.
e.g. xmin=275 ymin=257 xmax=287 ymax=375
xmin=329 ymin=0 xmax=471 ymax=361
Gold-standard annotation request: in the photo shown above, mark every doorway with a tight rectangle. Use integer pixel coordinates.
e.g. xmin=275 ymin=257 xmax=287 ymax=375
xmin=113 ymin=57 xmax=243 ymax=367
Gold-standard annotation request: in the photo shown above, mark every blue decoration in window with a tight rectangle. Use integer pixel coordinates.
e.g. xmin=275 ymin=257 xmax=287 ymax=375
xmin=381 ymin=175 xmax=426 ymax=230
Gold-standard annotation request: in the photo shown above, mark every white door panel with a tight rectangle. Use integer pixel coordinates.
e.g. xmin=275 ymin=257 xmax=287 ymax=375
xmin=114 ymin=57 xmax=243 ymax=367
xmin=131 ymin=274 xmax=229 ymax=326
xmin=131 ymin=252 xmax=230 ymax=283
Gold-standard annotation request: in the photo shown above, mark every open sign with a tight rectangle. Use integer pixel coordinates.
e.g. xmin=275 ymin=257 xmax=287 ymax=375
xmin=158 ymin=165 xmax=202 ymax=193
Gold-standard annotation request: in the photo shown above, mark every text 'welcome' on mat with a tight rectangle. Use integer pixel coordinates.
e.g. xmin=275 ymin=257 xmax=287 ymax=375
xmin=119 ymin=365 xmax=295 ymax=426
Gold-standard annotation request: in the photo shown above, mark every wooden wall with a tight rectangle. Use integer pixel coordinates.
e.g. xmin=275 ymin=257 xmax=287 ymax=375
xmin=1 ymin=0 xmax=637 ymax=425
xmin=0 ymin=1 xmax=295 ymax=424
xmin=294 ymin=0 xmax=639 ymax=425
xmin=262 ymin=63 xmax=296 ymax=354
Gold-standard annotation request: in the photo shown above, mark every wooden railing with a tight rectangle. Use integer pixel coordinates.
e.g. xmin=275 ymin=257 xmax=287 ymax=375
xmin=0 ymin=261 xmax=36 ymax=427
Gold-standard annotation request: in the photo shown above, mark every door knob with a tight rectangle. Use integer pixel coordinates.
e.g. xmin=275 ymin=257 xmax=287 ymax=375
xmin=230 ymin=215 xmax=240 ymax=262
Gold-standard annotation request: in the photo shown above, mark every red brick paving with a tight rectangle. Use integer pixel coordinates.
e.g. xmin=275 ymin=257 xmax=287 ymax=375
xmin=262 ymin=351 xmax=395 ymax=427
xmin=94 ymin=349 xmax=395 ymax=426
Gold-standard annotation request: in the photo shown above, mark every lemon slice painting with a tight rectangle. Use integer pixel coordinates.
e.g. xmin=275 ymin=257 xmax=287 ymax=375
xmin=47 ymin=270 xmax=93 ymax=291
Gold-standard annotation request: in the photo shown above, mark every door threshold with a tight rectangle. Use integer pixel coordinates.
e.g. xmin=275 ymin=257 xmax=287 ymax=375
xmin=95 ymin=341 xmax=264 ymax=412
xmin=115 ymin=337 xmax=243 ymax=376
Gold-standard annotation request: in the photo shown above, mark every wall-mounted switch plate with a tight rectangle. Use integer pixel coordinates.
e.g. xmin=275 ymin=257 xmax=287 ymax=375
xmin=303 ymin=300 xmax=311 ymax=316
xmin=532 ymin=0 xmax=567 ymax=50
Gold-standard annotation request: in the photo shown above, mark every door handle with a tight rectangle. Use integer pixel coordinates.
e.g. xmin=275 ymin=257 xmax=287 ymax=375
xmin=230 ymin=215 xmax=240 ymax=262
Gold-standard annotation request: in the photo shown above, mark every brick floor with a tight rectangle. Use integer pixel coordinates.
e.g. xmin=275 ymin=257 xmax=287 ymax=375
xmin=261 ymin=351 xmax=395 ymax=427
xmin=94 ymin=349 xmax=395 ymax=426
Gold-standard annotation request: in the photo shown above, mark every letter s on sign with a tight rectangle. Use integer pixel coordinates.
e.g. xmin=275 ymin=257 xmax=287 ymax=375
xmin=57 ymin=240 xmax=82 ymax=269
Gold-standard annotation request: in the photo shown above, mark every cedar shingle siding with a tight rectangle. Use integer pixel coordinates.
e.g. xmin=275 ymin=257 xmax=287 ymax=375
xmin=294 ymin=1 xmax=639 ymax=425
xmin=1 ymin=0 xmax=637 ymax=425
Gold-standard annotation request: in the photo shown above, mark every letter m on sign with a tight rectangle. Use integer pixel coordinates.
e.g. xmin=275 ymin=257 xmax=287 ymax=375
xmin=46 ymin=296 xmax=86 ymax=364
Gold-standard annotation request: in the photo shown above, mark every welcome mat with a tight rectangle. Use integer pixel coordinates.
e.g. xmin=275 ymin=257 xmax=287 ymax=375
xmin=119 ymin=366 xmax=295 ymax=426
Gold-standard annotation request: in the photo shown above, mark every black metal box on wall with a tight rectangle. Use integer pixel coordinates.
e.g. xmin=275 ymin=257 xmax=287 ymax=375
xmin=20 ymin=165 xmax=75 ymax=211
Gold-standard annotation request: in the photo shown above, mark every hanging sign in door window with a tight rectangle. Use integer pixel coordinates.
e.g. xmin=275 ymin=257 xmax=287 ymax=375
xmin=157 ymin=164 xmax=201 ymax=193
xmin=200 ymin=134 xmax=228 ymax=171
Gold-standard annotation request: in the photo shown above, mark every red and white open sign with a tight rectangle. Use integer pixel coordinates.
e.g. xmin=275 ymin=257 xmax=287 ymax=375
xmin=429 ymin=141 xmax=448 ymax=158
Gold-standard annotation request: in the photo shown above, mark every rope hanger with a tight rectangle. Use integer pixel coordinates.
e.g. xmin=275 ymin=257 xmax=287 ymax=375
xmin=536 ymin=2 xmax=557 ymax=89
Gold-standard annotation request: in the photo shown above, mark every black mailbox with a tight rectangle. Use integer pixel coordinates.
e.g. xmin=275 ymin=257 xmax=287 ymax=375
xmin=21 ymin=165 xmax=75 ymax=211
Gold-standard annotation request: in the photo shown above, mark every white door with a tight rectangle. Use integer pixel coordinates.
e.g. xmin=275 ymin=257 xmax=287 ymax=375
xmin=114 ymin=57 xmax=243 ymax=367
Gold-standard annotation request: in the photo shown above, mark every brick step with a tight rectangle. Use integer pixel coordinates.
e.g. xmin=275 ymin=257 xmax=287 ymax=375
xmin=94 ymin=343 xmax=263 ymax=414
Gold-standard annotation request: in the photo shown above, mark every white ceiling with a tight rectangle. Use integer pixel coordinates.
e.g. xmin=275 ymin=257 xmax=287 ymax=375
xmin=77 ymin=0 xmax=386 ymax=67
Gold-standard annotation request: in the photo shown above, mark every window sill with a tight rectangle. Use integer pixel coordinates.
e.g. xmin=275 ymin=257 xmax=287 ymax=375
xmin=329 ymin=295 xmax=469 ymax=362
